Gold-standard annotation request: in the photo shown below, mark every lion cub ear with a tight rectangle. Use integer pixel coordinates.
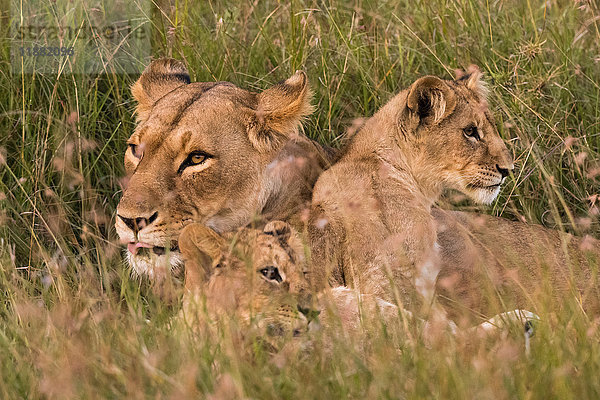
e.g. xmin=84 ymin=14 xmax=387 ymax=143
xmin=263 ymin=220 xmax=294 ymax=242
xmin=179 ymin=224 xmax=225 ymax=288
xmin=406 ymin=76 xmax=456 ymax=124
xmin=248 ymin=71 xmax=313 ymax=152
xmin=455 ymin=65 xmax=489 ymax=101
xmin=131 ymin=58 xmax=191 ymax=122
xmin=263 ymin=220 xmax=305 ymax=265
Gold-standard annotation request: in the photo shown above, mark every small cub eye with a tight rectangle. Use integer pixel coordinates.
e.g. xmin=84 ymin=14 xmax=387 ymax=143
xmin=260 ymin=266 xmax=283 ymax=283
xmin=463 ymin=125 xmax=481 ymax=141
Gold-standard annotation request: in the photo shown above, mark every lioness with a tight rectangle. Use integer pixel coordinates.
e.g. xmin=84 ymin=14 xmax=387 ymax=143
xmin=308 ymin=68 xmax=600 ymax=320
xmin=115 ymin=58 xmax=334 ymax=279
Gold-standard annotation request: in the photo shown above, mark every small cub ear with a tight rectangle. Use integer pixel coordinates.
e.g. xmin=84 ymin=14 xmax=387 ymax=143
xmin=248 ymin=71 xmax=313 ymax=152
xmin=263 ymin=220 xmax=293 ymax=242
xmin=179 ymin=224 xmax=225 ymax=287
xmin=131 ymin=58 xmax=191 ymax=122
xmin=407 ymin=76 xmax=456 ymax=123
xmin=263 ymin=220 xmax=305 ymax=265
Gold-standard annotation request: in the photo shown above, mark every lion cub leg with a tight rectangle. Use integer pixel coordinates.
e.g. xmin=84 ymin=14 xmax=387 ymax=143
xmin=312 ymin=287 xmax=538 ymax=347
xmin=382 ymin=206 xmax=448 ymax=331
xmin=315 ymin=286 xmax=416 ymax=333
xmin=470 ymin=309 xmax=540 ymax=338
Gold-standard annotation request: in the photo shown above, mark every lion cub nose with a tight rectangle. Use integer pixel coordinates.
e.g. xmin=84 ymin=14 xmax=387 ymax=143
xmin=118 ymin=211 xmax=158 ymax=233
xmin=496 ymin=164 xmax=512 ymax=179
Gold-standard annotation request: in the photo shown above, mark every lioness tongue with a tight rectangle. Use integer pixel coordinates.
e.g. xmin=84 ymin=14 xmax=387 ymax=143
xmin=127 ymin=242 xmax=153 ymax=256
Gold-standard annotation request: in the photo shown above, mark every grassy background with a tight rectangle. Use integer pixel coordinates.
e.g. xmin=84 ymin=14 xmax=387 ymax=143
xmin=1 ymin=0 xmax=599 ymax=398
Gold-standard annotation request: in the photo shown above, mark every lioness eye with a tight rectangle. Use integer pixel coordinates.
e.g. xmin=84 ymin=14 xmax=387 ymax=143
xmin=260 ymin=266 xmax=283 ymax=283
xmin=178 ymin=151 xmax=211 ymax=173
xmin=190 ymin=153 xmax=206 ymax=165
xmin=463 ymin=125 xmax=481 ymax=141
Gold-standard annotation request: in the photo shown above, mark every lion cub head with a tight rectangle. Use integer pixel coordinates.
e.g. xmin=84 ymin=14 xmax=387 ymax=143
xmin=378 ymin=66 xmax=514 ymax=204
xmin=178 ymin=221 xmax=311 ymax=337
xmin=115 ymin=58 xmax=313 ymax=279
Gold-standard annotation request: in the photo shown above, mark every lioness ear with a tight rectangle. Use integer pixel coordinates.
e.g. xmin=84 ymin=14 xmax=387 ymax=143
xmin=131 ymin=58 xmax=191 ymax=122
xmin=248 ymin=71 xmax=313 ymax=152
xmin=406 ymin=76 xmax=456 ymax=123
xmin=179 ymin=224 xmax=225 ymax=286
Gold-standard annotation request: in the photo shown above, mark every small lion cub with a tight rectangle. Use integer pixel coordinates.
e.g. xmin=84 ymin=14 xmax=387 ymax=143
xmin=178 ymin=222 xmax=538 ymax=342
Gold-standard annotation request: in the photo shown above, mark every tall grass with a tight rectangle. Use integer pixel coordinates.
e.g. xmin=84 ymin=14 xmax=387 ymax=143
xmin=0 ymin=0 xmax=599 ymax=398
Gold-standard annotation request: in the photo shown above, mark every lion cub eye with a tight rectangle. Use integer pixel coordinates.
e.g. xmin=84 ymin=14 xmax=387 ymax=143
xmin=178 ymin=151 xmax=211 ymax=173
xmin=128 ymin=143 xmax=141 ymax=159
xmin=260 ymin=266 xmax=283 ymax=283
xmin=463 ymin=125 xmax=481 ymax=141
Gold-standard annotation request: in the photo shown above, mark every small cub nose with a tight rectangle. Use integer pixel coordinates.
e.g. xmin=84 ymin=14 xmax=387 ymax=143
xmin=118 ymin=211 xmax=158 ymax=232
xmin=496 ymin=164 xmax=511 ymax=179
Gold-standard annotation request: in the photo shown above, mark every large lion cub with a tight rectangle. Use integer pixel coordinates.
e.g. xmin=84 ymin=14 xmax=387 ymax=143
xmin=309 ymin=68 xmax=514 ymax=313
xmin=309 ymin=69 xmax=600 ymax=320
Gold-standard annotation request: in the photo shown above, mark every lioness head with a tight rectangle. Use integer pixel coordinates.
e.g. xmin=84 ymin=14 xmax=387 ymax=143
xmin=179 ymin=221 xmax=311 ymax=336
xmin=115 ymin=58 xmax=313 ymax=278
xmin=390 ymin=66 xmax=514 ymax=204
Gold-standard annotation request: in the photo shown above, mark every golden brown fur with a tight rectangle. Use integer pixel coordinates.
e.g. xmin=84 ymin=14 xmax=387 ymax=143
xmin=178 ymin=222 xmax=540 ymax=340
xmin=433 ymin=209 xmax=600 ymax=322
xmin=308 ymin=68 xmax=600 ymax=322
xmin=178 ymin=221 xmax=413 ymax=338
xmin=116 ymin=59 xmax=599 ymax=324
xmin=178 ymin=221 xmax=311 ymax=337
xmin=308 ymin=69 xmax=513 ymax=313
xmin=115 ymin=58 xmax=333 ymax=279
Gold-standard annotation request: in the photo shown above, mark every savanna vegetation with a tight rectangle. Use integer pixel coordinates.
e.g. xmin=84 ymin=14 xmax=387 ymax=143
xmin=0 ymin=0 xmax=599 ymax=398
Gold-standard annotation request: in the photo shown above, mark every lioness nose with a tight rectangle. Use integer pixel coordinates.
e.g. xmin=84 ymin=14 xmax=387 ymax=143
xmin=496 ymin=164 xmax=512 ymax=178
xmin=118 ymin=211 xmax=158 ymax=233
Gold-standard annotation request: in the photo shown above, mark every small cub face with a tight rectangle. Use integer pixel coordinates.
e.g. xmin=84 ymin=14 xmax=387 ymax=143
xmin=179 ymin=221 xmax=310 ymax=336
